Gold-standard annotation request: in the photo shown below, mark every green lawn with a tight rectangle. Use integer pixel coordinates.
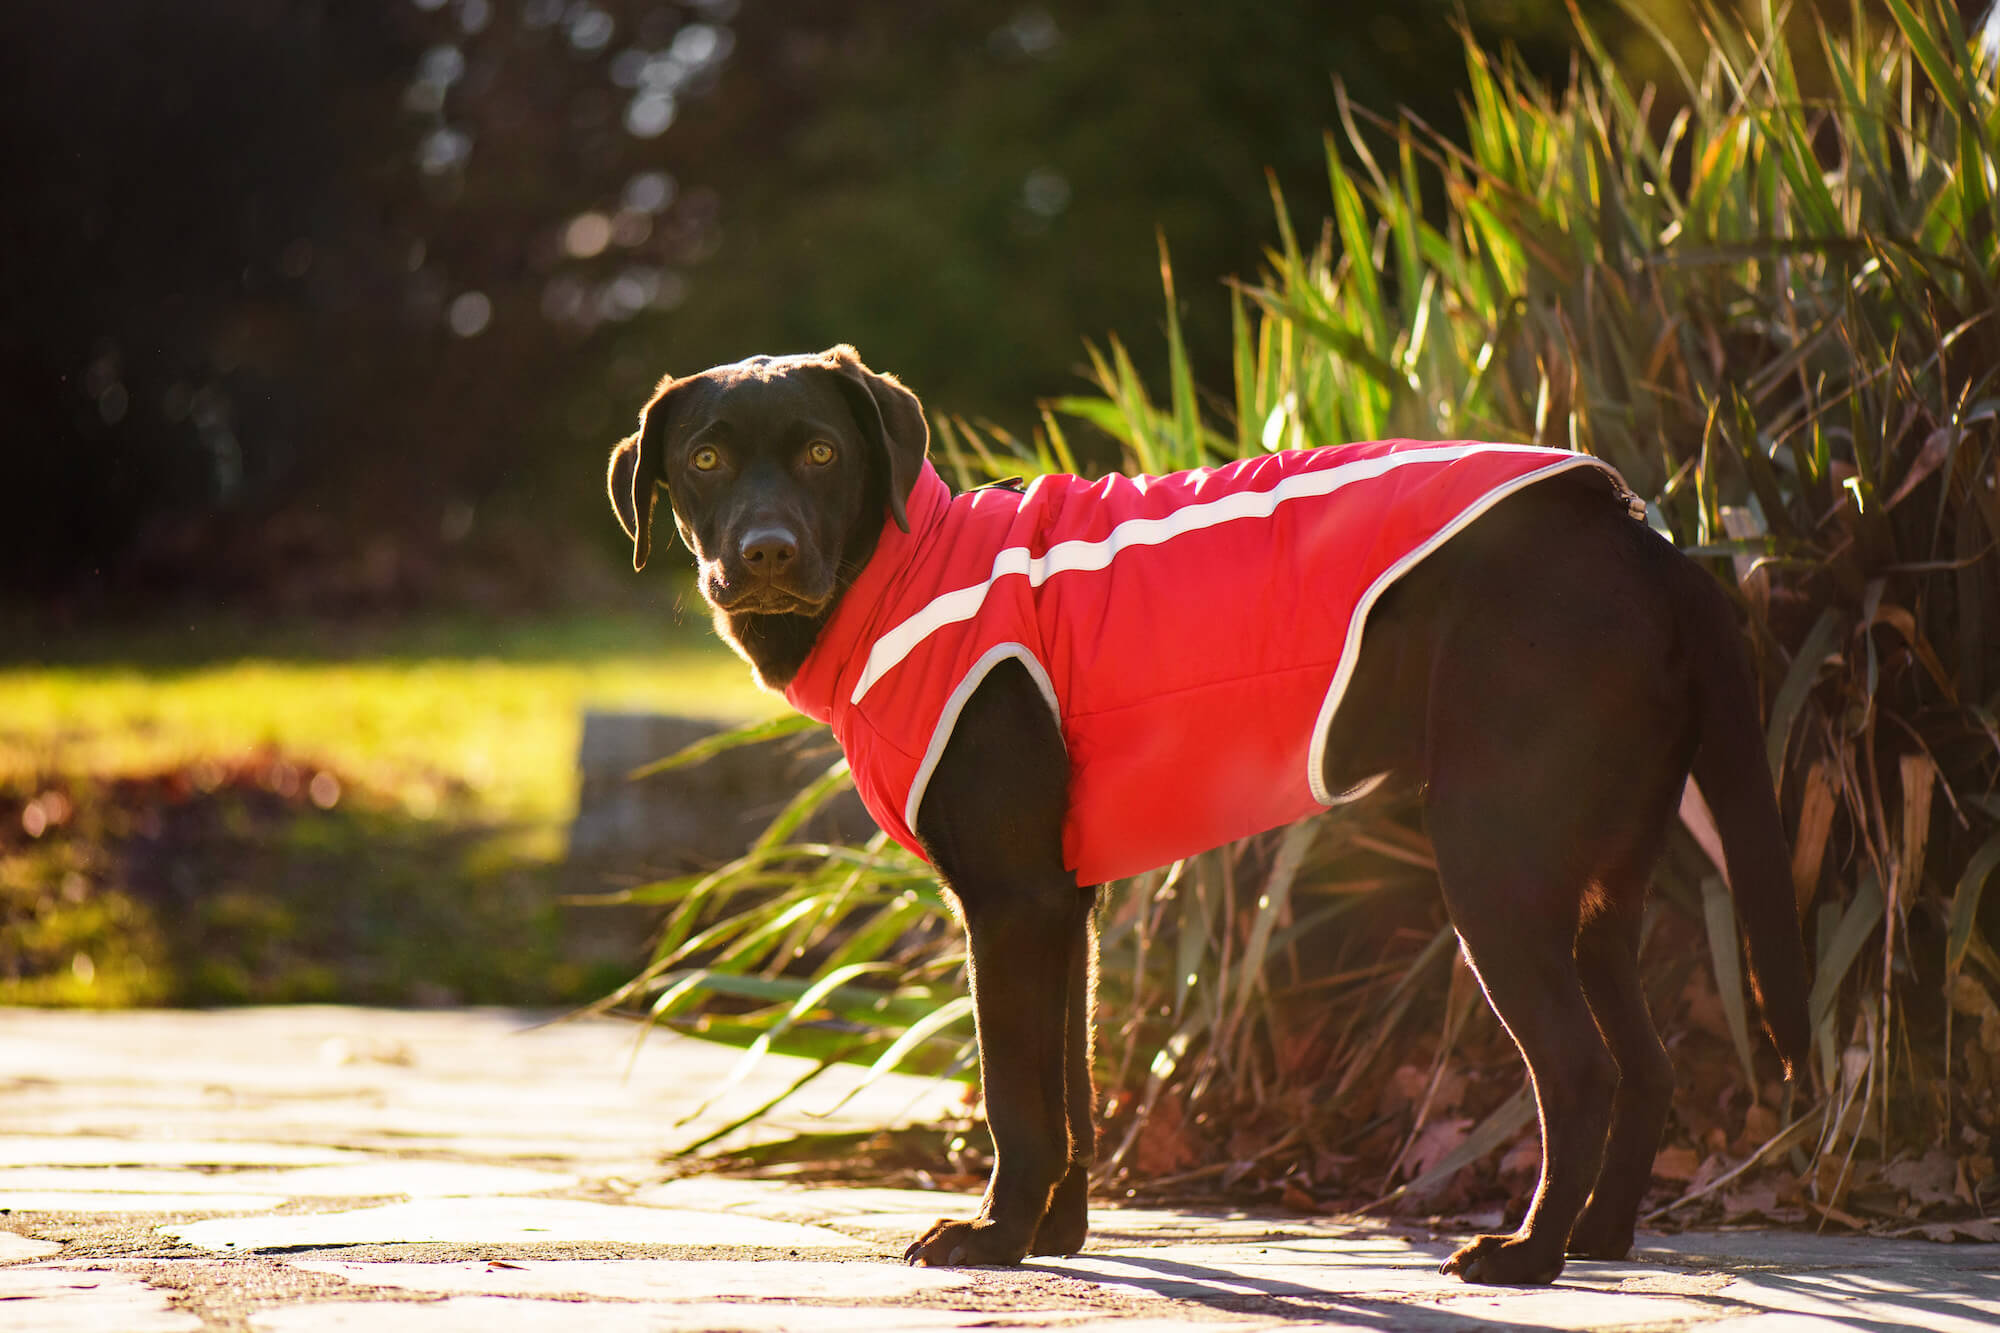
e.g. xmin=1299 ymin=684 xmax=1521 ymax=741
xmin=2 ymin=612 xmax=779 ymax=840
xmin=0 ymin=610 xmax=783 ymax=1007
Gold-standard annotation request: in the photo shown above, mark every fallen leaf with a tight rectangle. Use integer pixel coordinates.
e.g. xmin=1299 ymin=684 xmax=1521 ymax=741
xmin=1311 ymin=1148 xmax=1355 ymax=1183
xmin=1719 ymin=1184 xmax=1778 ymax=1220
xmin=1686 ymin=1153 xmax=1727 ymax=1195
xmin=1380 ymin=1064 xmax=1431 ymax=1115
xmin=1653 ymin=1145 xmax=1700 ymax=1181
xmin=1130 ymin=1096 xmax=1200 ymax=1176
xmin=1680 ymin=972 xmax=1730 ymax=1040
xmin=1734 ymin=1103 xmax=1779 ymax=1154
xmin=1881 ymin=1150 xmax=1959 ymax=1209
xmin=1498 ymin=1134 xmax=1540 ymax=1178
xmin=1885 ymin=1218 xmax=2000 ymax=1243
xmin=1948 ymin=973 xmax=1998 ymax=1022
xmin=1401 ymin=1117 xmax=1473 ymax=1184
xmin=1805 ymin=1198 xmax=1866 ymax=1230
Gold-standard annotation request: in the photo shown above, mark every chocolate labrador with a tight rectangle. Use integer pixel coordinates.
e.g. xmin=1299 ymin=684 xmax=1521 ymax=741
xmin=606 ymin=345 xmax=1809 ymax=1285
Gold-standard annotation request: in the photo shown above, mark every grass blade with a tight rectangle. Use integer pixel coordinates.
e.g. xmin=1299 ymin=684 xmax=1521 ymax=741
xmin=1702 ymin=873 xmax=1762 ymax=1089
xmin=626 ymin=714 xmax=818 ymax=780
xmin=1945 ymin=829 xmax=2000 ymax=979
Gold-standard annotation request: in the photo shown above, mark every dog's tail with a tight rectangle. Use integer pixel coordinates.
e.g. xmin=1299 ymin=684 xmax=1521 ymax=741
xmin=1680 ymin=562 xmax=1812 ymax=1079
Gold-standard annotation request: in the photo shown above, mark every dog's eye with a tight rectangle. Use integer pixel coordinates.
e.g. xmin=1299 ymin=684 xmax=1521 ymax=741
xmin=690 ymin=446 xmax=721 ymax=472
xmin=805 ymin=441 xmax=836 ymax=466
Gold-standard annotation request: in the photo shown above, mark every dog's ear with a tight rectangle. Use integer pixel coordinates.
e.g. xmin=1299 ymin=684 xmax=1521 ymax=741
xmin=610 ymin=375 xmax=688 ymax=571
xmin=819 ymin=344 xmax=927 ymax=533
xmin=606 ymin=431 xmax=647 ymax=567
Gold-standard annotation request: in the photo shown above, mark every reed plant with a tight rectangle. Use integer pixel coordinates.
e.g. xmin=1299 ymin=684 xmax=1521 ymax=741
xmin=607 ymin=0 xmax=1999 ymax=1224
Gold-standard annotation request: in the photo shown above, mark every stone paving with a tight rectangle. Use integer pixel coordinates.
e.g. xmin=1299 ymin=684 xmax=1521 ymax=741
xmin=2 ymin=1007 xmax=1994 ymax=1331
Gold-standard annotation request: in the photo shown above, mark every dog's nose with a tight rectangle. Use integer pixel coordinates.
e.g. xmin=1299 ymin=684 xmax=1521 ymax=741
xmin=738 ymin=527 xmax=799 ymax=572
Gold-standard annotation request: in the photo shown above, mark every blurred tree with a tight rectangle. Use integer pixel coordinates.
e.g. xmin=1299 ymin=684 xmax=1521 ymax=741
xmin=1 ymin=0 xmax=1606 ymax=608
xmin=563 ymin=0 xmax=1601 ymax=459
xmin=0 ymin=1 xmax=409 ymax=599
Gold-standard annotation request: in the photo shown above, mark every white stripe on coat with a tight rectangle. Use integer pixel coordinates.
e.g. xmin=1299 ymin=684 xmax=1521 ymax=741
xmin=849 ymin=443 xmax=1580 ymax=705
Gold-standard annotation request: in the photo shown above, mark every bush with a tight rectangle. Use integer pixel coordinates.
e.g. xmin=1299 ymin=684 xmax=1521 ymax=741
xmin=617 ymin=0 xmax=2000 ymax=1228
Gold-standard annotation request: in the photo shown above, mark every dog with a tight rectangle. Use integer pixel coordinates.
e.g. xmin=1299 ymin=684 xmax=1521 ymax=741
xmin=607 ymin=345 xmax=1810 ymax=1285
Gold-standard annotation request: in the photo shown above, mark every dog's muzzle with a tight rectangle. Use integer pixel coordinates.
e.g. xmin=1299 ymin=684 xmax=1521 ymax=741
xmin=705 ymin=526 xmax=829 ymax=614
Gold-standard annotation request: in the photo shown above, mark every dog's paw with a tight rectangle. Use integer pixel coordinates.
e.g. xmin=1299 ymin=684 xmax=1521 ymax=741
xmin=903 ymin=1218 xmax=1029 ymax=1268
xmin=1028 ymin=1209 xmax=1087 ymax=1258
xmin=1440 ymin=1234 xmax=1565 ymax=1285
xmin=1028 ymin=1169 xmax=1089 ymax=1257
xmin=1564 ymin=1210 xmax=1635 ymax=1260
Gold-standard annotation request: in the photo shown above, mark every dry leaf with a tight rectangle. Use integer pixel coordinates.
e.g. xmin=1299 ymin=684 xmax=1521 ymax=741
xmin=1882 ymin=426 xmax=1956 ymax=510
xmin=1401 ymin=1117 xmax=1473 ymax=1183
xmin=1130 ymin=1096 xmax=1199 ymax=1176
xmin=1886 ymin=1218 xmax=2000 ymax=1243
xmin=1312 ymin=1148 xmax=1355 ymax=1183
xmin=1653 ymin=1145 xmax=1700 ymax=1181
xmin=1686 ymin=1153 xmax=1727 ymax=1195
xmin=1720 ymin=1183 xmax=1779 ymax=1219
xmin=1499 ymin=1134 xmax=1540 ymax=1177
xmin=1380 ymin=1063 xmax=1431 ymax=1115
xmin=1731 ymin=1104 xmax=1780 ymax=1157
xmin=1881 ymin=1150 xmax=1959 ymax=1210
xmin=1680 ymin=972 xmax=1730 ymax=1040
xmin=1805 ymin=1198 xmax=1866 ymax=1230
xmin=1948 ymin=972 xmax=1998 ymax=1022
xmin=1789 ymin=761 xmax=1838 ymax=911
xmin=1897 ymin=753 xmax=1934 ymax=907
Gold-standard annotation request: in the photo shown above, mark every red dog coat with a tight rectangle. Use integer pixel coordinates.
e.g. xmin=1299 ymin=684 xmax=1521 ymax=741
xmin=785 ymin=440 xmax=1639 ymax=885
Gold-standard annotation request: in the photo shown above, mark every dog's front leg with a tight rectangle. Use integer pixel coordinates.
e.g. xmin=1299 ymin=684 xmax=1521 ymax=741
xmin=1028 ymin=898 xmax=1096 ymax=1258
xmin=905 ymin=658 xmax=1092 ymax=1267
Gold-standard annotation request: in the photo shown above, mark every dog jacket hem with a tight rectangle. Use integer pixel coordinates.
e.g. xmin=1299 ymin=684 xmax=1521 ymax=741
xmin=785 ymin=441 xmax=1639 ymax=885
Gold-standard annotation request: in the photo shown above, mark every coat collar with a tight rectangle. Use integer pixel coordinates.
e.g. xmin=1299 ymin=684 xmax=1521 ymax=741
xmin=784 ymin=460 xmax=952 ymax=724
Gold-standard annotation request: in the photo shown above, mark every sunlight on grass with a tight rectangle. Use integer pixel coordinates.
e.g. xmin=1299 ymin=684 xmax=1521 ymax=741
xmin=1 ymin=610 xmax=790 ymax=1006
xmin=0 ymin=613 xmax=781 ymax=853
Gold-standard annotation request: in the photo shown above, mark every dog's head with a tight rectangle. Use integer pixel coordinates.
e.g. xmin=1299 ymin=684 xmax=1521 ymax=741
xmin=608 ymin=345 xmax=928 ymax=614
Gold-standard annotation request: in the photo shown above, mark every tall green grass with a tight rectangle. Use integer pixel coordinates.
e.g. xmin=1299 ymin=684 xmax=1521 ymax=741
xmin=621 ymin=0 xmax=2000 ymax=1216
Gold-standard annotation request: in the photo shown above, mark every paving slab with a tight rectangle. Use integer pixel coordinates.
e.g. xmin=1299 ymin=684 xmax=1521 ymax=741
xmin=0 ymin=1006 xmax=963 ymax=1163
xmin=1704 ymin=1269 xmax=2000 ymax=1333
xmin=164 ymin=1197 xmax=865 ymax=1252
xmin=0 ymin=1161 xmax=577 ymax=1199
xmin=0 ymin=1136 xmax=366 ymax=1168
xmin=0 ymin=1229 xmax=63 ymax=1261
xmin=0 ymin=1265 xmax=202 ymax=1332
xmin=0 ymin=1190 xmax=292 ymax=1214
xmin=3 ymin=1006 xmax=1994 ymax=1333
xmin=249 ymin=1296 xmax=1125 ymax=1333
xmin=635 ymin=1177 xmax=1296 ymax=1246
xmin=290 ymin=1257 xmax=976 ymax=1301
xmin=1638 ymin=1227 xmax=2000 ymax=1270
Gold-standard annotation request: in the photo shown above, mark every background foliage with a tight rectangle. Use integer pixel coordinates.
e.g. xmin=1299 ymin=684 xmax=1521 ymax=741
xmin=3 ymin=0 xmax=1598 ymax=608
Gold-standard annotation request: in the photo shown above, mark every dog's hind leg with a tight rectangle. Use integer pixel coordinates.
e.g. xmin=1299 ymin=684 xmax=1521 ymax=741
xmin=906 ymin=657 xmax=1094 ymax=1267
xmin=1567 ymin=895 xmax=1674 ymax=1260
xmin=1429 ymin=809 xmax=1616 ymax=1286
